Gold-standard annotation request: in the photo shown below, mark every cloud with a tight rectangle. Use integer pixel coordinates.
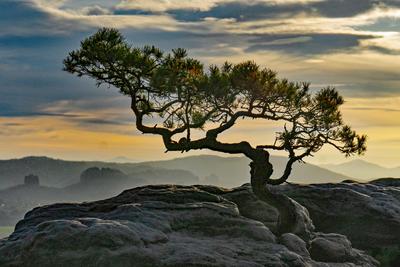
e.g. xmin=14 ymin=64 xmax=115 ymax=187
xmin=81 ymin=5 xmax=112 ymax=16
xmin=245 ymin=33 xmax=378 ymax=55
xmin=162 ymin=1 xmax=317 ymax=22
xmin=312 ymin=0 xmax=382 ymax=18
xmin=0 ymin=0 xmax=53 ymax=36
xmin=79 ymin=118 xmax=125 ymax=125
xmin=2 ymin=0 xmax=400 ymax=165
xmin=0 ymin=2 xmax=400 ymax=120
xmin=112 ymin=0 xmax=400 ymax=24
xmin=359 ymin=31 xmax=400 ymax=55
xmin=116 ymin=0 xmax=222 ymax=12
xmin=115 ymin=0 xmax=320 ymax=13
xmin=0 ymin=115 xmax=163 ymax=161
xmin=365 ymin=45 xmax=400 ymax=55
xmin=357 ymin=16 xmax=400 ymax=32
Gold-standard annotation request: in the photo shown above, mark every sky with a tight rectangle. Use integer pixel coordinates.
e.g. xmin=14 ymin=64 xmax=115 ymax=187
xmin=1 ymin=0 xmax=400 ymax=166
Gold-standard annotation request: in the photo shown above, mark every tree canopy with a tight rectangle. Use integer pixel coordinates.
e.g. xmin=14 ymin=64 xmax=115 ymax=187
xmin=64 ymin=28 xmax=366 ymax=186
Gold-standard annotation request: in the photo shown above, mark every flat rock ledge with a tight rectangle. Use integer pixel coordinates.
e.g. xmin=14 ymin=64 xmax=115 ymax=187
xmin=0 ymin=184 xmax=378 ymax=267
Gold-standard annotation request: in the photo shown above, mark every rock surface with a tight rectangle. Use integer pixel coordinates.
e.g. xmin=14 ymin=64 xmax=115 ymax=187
xmin=276 ymin=181 xmax=400 ymax=250
xmin=0 ymin=184 xmax=378 ymax=267
xmin=279 ymin=233 xmax=310 ymax=259
xmin=215 ymin=184 xmax=315 ymax=241
xmin=219 ymin=181 xmax=400 ymax=266
xmin=309 ymin=233 xmax=370 ymax=263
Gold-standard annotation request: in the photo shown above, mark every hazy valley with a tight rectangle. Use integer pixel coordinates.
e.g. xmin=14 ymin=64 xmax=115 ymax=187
xmin=0 ymin=154 xmax=358 ymax=226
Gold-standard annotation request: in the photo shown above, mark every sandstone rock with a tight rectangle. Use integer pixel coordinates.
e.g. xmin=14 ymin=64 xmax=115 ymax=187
xmin=0 ymin=185 xmax=299 ymax=267
xmin=0 ymin=185 xmax=378 ymax=267
xmin=370 ymin=177 xmax=400 ymax=187
xmin=287 ymin=199 xmax=315 ymax=242
xmin=277 ymin=182 xmax=400 ymax=250
xmin=212 ymin=184 xmax=315 ymax=241
xmin=309 ymin=233 xmax=379 ymax=265
xmin=310 ymin=234 xmax=351 ymax=262
xmin=280 ymin=233 xmax=310 ymax=259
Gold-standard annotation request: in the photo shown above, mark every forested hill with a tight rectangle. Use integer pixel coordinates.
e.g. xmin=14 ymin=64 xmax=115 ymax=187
xmin=0 ymin=155 xmax=353 ymax=189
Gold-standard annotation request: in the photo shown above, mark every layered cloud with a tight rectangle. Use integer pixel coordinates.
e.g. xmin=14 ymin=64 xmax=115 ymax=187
xmin=2 ymin=0 xmax=400 ymax=111
xmin=1 ymin=0 xmax=400 ymax=164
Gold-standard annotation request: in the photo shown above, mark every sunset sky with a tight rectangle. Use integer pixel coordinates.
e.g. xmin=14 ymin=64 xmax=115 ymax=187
xmin=1 ymin=0 xmax=400 ymax=166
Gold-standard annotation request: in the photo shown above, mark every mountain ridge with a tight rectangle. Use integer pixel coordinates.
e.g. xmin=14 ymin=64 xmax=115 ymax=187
xmin=0 ymin=155 xmax=353 ymax=189
xmin=322 ymin=159 xmax=400 ymax=179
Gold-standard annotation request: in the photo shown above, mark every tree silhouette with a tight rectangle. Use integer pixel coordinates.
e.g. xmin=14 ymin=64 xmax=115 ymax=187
xmin=64 ymin=28 xmax=366 ymax=234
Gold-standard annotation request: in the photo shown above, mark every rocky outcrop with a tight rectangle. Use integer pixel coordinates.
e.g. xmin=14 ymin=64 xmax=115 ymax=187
xmin=0 ymin=184 xmax=377 ymax=267
xmin=275 ymin=181 xmax=400 ymax=251
xmin=214 ymin=184 xmax=315 ymax=241
xmin=272 ymin=180 xmax=400 ymax=266
xmin=309 ymin=233 xmax=372 ymax=263
xmin=370 ymin=177 xmax=400 ymax=187
xmin=279 ymin=233 xmax=310 ymax=259
xmin=213 ymin=181 xmax=400 ymax=266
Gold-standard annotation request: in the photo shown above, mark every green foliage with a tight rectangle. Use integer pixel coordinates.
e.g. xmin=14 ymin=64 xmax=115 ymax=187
xmin=64 ymin=28 xmax=366 ymax=167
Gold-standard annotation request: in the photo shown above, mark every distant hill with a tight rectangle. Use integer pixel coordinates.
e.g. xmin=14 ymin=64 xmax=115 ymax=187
xmin=0 ymin=155 xmax=352 ymax=190
xmin=322 ymin=159 xmax=400 ymax=180
xmin=140 ymin=155 xmax=353 ymax=187
xmin=0 ymin=157 xmax=198 ymax=189
xmin=109 ymin=156 xmax=138 ymax=163
xmin=0 ymin=166 xmax=199 ymax=225
xmin=0 ymin=182 xmax=66 ymax=226
xmin=64 ymin=167 xmax=145 ymax=201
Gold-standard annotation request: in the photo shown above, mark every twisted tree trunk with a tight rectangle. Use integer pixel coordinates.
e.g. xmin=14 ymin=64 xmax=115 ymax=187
xmin=133 ymin=107 xmax=298 ymax=235
xmin=249 ymin=149 xmax=298 ymax=235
